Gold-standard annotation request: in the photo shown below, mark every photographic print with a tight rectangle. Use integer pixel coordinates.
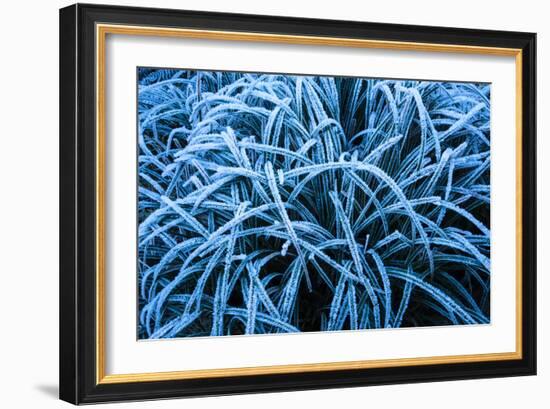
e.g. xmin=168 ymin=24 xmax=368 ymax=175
xmin=137 ymin=68 xmax=491 ymax=339
xmin=60 ymin=6 xmax=536 ymax=403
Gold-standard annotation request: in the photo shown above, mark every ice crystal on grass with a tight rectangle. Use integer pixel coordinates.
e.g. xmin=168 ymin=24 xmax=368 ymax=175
xmin=137 ymin=68 xmax=490 ymax=339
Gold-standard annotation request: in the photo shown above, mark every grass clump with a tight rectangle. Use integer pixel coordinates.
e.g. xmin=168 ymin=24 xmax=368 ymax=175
xmin=137 ymin=68 xmax=490 ymax=339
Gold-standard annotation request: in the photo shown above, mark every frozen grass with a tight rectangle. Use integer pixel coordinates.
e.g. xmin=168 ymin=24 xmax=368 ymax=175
xmin=137 ymin=68 xmax=490 ymax=339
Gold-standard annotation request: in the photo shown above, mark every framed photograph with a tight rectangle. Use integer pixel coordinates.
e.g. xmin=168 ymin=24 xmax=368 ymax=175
xmin=59 ymin=3 xmax=536 ymax=404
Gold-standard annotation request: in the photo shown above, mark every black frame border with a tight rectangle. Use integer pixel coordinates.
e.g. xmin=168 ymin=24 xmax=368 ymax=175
xmin=59 ymin=3 xmax=536 ymax=404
